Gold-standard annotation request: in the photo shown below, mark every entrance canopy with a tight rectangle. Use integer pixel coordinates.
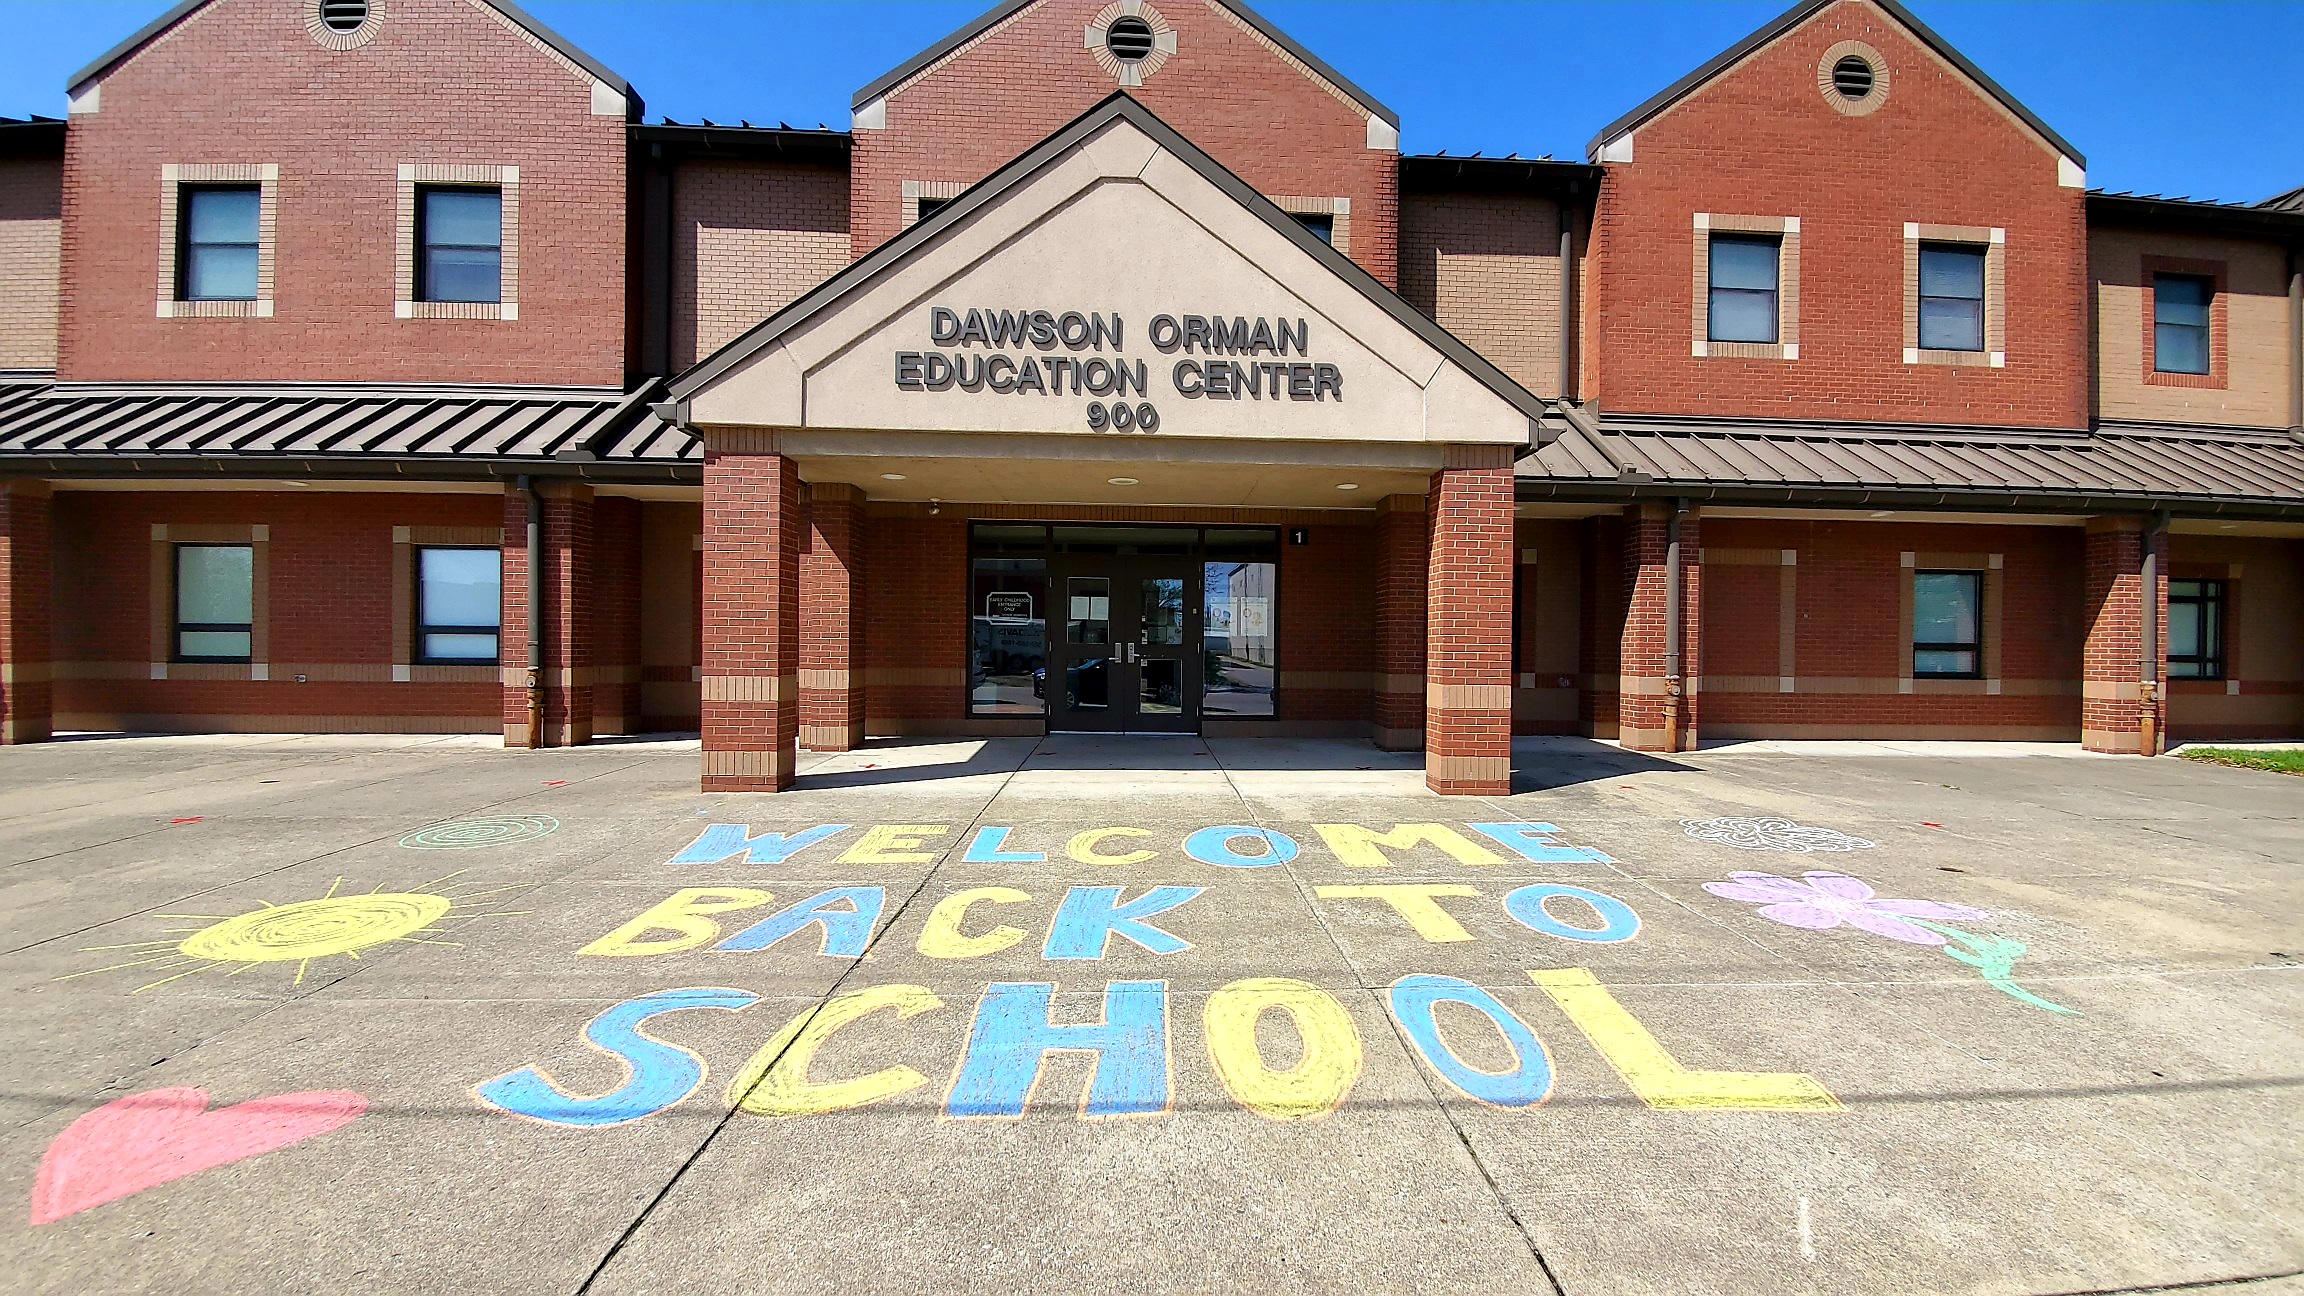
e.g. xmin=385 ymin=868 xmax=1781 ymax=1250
xmin=665 ymin=94 xmax=1551 ymax=508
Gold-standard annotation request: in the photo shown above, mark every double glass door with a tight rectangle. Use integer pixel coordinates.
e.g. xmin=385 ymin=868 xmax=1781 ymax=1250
xmin=1047 ymin=557 xmax=1199 ymax=732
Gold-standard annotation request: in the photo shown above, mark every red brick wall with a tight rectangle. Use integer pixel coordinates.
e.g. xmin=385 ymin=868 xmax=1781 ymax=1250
xmin=851 ymin=0 xmax=1397 ymax=284
xmin=1618 ymin=505 xmax=1700 ymax=749
xmin=593 ymin=494 xmax=641 ymax=735
xmin=60 ymin=0 xmax=627 ymax=385
xmin=1371 ymin=497 xmax=1426 ymax=745
xmin=862 ymin=511 xmax=968 ymax=730
xmin=1424 ymin=456 xmax=1514 ymax=793
xmin=701 ymin=450 xmax=801 ymax=788
xmin=51 ymin=488 xmax=502 ymax=729
xmin=1277 ymin=523 xmax=1372 ymax=726
xmin=0 ymin=483 xmax=53 ymax=742
xmin=672 ymin=160 xmax=850 ymax=368
xmin=1589 ymin=0 xmax=2087 ymax=426
xmin=1698 ymin=517 xmax=2085 ymax=738
xmin=1578 ymin=513 xmax=1625 ymax=735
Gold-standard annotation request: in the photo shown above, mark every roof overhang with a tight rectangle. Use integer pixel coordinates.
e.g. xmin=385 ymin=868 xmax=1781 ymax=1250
xmin=669 ymin=94 xmax=1550 ymax=455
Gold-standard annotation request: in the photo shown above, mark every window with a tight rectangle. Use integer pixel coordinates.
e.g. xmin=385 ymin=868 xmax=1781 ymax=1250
xmin=178 ymin=186 xmax=260 ymax=301
xmin=2167 ymin=579 xmax=2225 ymax=679
xmin=2152 ymin=275 xmax=2213 ymax=375
xmin=1289 ymin=211 xmax=1334 ymax=245
xmin=914 ymin=196 xmax=951 ymax=224
xmin=1918 ymin=244 xmax=1986 ymax=351
xmin=1708 ymin=234 xmax=1780 ymax=344
xmin=416 ymin=187 xmax=502 ymax=304
xmin=416 ymin=547 xmax=502 ymax=664
xmin=175 ymin=544 xmax=254 ymax=662
xmin=1912 ymin=570 xmax=1982 ymax=678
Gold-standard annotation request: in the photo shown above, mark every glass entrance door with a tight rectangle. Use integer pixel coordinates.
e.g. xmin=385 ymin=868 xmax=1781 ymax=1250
xmin=1048 ymin=557 xmax=1200 ymax=732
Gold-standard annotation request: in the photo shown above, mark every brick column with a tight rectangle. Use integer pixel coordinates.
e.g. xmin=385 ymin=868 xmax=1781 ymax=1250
xmin=1619 ymin=502 xmax=1701 ymax=752
xmin=500 ymin=481 xmax=595 ymax=748
xmin=0 ymin=481 xmax=52 ymax=745
xmin=1425 ymin=448 xmax=1514 ymax=795
xmin=1372 ymin=492 xmax=1426 ymax=750
xmin=594 ymin=496 xmax=642 ymax=736
xmin=2082 ymin=516 xmax=2166 ymax=754
xmin=702 ymin=437 xmax=801 ymax=791
xmin=800 ymin=483 xmax=866 ymax=751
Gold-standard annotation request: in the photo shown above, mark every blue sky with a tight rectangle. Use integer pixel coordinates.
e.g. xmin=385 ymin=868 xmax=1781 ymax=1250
xmin=3 ymin=1 xmax=2297 ymax=204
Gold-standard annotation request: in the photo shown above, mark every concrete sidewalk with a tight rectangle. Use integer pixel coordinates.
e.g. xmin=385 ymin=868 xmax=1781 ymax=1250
xmin=1 ymin=734 xmax=2299 ymax=1294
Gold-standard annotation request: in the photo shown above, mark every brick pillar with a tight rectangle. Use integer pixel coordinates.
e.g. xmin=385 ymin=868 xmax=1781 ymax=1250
xmin=500 ymin=481 xmax=594 ymax=748
xmin=800 ymin=482 xmax=866 ymax=751
xmin=1425 ymin=449 xmax=1514 ymax=795
xmin=1372 ymin=492 xmax=1426 ymax=750
xmin=702 ymin=439 xmax=801 ymax=791
xmin=1619 ymin=502 xmax=1701 ymax=752
xmin=594 ymin=496 xmax=642 ymax=736
xmin=0 ymin=481 xmax=52 ymax=745
xmin=2082 ymin=516 xmax=2166 ymax=754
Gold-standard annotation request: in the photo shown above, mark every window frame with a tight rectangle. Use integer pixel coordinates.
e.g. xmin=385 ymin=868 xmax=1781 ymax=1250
xmin=175 ymin=183 xmax=263 ymax=303
xmin=2166 ymin=578 xmax=2226 ymax=681
xmin=1916 ymin=242 xmax=1988 ymax=353
xmin=1288 ymin=211 xmax=1335 ymax=245
xmin=1911 ymin=568 xmax=1984 ymax=680
xmin=413 ymin=544 xmax=504 ymax=666
xmin=172 ymin=542 xmax=256 ymax=664
xmin=1706 ymin=232 xmax=1782 ymax=345
xmin=413 ymin=184 xmax=505 ymax=306
xmin=2150 ymin=273 xmax=2214 ymax=376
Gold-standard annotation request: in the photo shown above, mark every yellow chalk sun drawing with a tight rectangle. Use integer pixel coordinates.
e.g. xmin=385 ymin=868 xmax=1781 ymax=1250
xmin=63 ymin=872 xmax=526 ymax=993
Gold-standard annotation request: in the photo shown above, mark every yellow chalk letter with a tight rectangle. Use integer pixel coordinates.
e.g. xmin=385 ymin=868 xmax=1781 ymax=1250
xmin=1204 ymin=977 xmax=1363 ymax=1121
xmin=1310 ymin=823 xmax=1506 ymax=870
xmin=1530 ymin=967 xmax=1842 ymax=1112
xmin=1066 ymin=827 xmax=1157 ymax=866
xmin=917 ymin=887 xmax=1033 ymax=960
xmin=726 ymin=984 xmax=944 ymax=1118
xmin=837 ymin=825 xmax=950 ymax=866
xmin=577 ymin=887 xmax=776 ymax=957
xmin=1314 ymin=885 xmax=1483 ymax=942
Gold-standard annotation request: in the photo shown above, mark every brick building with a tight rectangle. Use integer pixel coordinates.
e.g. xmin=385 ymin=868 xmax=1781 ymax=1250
xmin=0 ymin=0 xmax=2299 ymax=792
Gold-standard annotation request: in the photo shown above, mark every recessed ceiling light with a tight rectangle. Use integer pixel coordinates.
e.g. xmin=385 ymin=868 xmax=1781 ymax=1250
xmin=1108 ymin=477 xmax=1139 ymax=486
xmin=1336 ymin=482 xmax=1360 ymax=491
xmin=879 ymin=473 xmax=907 ymax=481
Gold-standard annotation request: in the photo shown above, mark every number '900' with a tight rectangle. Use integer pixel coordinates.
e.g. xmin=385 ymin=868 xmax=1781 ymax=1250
xmin=1086 ymin=402 xmax=1159 ymax=432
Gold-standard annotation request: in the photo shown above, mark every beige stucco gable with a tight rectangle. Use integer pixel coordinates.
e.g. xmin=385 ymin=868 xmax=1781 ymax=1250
xmin=682 ymin=107 xmax=1539 ymax=449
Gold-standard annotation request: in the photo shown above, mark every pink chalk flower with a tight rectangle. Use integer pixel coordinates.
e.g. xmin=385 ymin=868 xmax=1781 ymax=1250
xmin=1701 ymin=871 xmax=1987 ymax=945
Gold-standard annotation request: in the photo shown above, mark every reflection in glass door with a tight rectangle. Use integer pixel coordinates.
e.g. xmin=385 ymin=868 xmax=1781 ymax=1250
xmin=1046 ymin=558 xmax=1198 ymax=732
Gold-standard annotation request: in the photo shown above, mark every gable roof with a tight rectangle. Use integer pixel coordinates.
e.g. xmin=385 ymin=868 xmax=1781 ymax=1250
xmin=1586 ymin=0 xmax=2081 ymax=167
xmin=852 ymin=0 xmax=1397 ymax=129
xmin=668 ymin=91 xmax=1541 ymax=431
xmin=68 ymin=0 xmax=638 ymax=110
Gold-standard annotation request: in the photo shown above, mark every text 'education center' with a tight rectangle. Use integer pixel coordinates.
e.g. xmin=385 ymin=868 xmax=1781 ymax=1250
xmin=0 ymin=0 xmax=2299 ymax=793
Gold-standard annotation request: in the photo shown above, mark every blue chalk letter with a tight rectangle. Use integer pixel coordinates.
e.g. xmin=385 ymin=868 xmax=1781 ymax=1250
xmin=946 ymin=981 xmax=1170 ymax=1118
xmin=715 ymin=886 xmax=886 ymax=955
xmin=474 ymin=986 xmax=758 ymax=1127
xmin=1182 ymin=825 xmax=1300 ymax=869
xmin=671 ymin=823 xmax=850 ymax=866
xmin=1467 ymin=822 xmax=1615 ymax=865
xmin=964 ymin=826 xmax=1046 ymax=864
xmin=1504 ymin=884 xmax=1641 ymax=943
xmin=1388 ymin=974 xmax=1553 ymax=1108
xmin=1042 ymin=885 xmax=1203 ymax=959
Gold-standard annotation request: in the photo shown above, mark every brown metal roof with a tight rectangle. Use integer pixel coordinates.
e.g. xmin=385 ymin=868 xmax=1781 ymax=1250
xmin=0 ymin=379 xmax=695 ymax=476
xmin=1521 ymin=414 xmax=2304 ymax=517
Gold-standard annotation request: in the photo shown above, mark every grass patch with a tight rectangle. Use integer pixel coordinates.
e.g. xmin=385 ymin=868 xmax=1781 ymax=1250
xmin=2177 ymin=747 xmax=2304 ymax=776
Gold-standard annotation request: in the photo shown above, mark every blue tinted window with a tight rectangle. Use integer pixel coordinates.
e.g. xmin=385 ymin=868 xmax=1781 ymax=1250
xmin=1917 ymin=245 xmax=1986 ymax=351
xmin=1913 ymin=570 xmax=1982 ymax=678
xmin=179 ymin=187 xmax=260 ymax=301
xmin=2152 ymin=275 xmax=2212 ymax=375
xmin=1707 ymin=234 xmax=1779 ymax=344
xmin=418 ymin=188 xmax=502 ymax=304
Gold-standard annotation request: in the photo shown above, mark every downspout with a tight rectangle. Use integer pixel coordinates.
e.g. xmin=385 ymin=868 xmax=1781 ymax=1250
xmin=1557 ymin=197 xmax=1577 ymax=402
xmin=1662 ymin=498 xmax=1686 ymax=753
xmin=518 ymin=474 xmax=544 ymax=750
xmin=2140 ymin=510 xmax=2167 ymax=756
xmin=2289 ymin=247 xmax=2301 ymax=437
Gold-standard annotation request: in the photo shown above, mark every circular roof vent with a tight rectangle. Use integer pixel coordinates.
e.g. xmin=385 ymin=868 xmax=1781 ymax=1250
xmin=319 ymin=0 xmax=369 ymax=32
xmin=1106 ymin=16 xmax=1156 ymax=62
xmin=1831 ymin=55 xmax=1874 ymax=99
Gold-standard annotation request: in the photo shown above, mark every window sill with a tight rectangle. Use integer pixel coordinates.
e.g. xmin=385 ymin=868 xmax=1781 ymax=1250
xmin=2144 ymin=369 xmax=2225 ymax=390
xmin=1902 ymin=676 xmax=2001 ymax=695
xmin=397 ymin=300 xmax=517 ymax=321
xmin=1694 ymin=340 xmax=1798 ymax=361
xmin=158 ymin=298 xmax=273 ymax=319
xmin=153 ymin=662 xmax=264 ymax=681
xmin=394 ymin=664 xmax=501 ymax=684
xmin=1905 ymin=346 xmax=2003 ymax=368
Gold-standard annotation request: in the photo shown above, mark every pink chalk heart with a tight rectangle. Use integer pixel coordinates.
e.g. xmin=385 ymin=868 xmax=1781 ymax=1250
xmin=30 ymin=1086 xmax=366 ymax=1225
